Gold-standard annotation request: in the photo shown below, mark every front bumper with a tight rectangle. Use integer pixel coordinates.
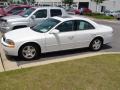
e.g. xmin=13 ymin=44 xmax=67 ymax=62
xmin=1 ymin=38 xmax=18 ymax=56
xmin=0 ymin=26 xmax=11 ymax=33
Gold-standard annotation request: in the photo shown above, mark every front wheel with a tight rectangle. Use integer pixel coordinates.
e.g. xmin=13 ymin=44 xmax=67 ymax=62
xmin=19 ymin=44 xmax=40 ymax=60
xmin=90 ymin=38 xmax=103 ymax=51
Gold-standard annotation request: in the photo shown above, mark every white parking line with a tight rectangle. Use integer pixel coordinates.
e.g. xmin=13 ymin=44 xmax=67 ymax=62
xmin=0 ymin=55 xmax=4 ymax=72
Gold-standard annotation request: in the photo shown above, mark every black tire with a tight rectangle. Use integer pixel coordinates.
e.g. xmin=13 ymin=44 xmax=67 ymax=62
xmin=19 ymin=43 xmax=40 ymax=60
xmin=117 ymin=18 xmax=120 ymax=20
xmin=89 ymin=38 xmax=103 ymax=51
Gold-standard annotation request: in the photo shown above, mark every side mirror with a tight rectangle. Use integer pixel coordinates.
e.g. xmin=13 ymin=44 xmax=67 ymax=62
xmin=50 ymin=29 xmax=59 ymax=34
xmin=31 ymin=15 xmax=36 ymax=19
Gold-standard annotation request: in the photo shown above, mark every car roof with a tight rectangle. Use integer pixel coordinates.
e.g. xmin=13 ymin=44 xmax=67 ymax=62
xmin=9 ymin=4 xmax=31 ymax=7
xmin=52 ymin=15 xmax=98 ymax=26
xmin=32 ymin=6 xmax=63 ymax=10
xmin=52 ymin=15 xmax=92 ymax=21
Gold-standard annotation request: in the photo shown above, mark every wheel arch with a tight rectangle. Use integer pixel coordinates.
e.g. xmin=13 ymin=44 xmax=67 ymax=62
xmin=18 ymin=42 xmax=41 ymax=56
xmin=90 ymin=36 xmax=104 ymax=46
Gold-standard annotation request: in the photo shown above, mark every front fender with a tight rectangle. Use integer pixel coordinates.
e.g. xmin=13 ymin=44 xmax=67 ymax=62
xmin=10 ymin=21 xmax=29 ymax=29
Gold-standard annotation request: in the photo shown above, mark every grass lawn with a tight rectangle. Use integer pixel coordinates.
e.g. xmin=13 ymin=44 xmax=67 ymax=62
xmin=85 ymin=13 xmax=115 ymax=20
xmin=0 ymin=54 xmax=120 ymax=90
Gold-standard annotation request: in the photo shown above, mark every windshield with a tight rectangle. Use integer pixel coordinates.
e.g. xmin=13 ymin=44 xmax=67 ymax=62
xmin=12 ymin=10 xmax=21 ymax=15
xmin=31 ymin=18 xmax=60 ymax=33
xmin=21 ymin=8 xmax=35 ymax=17
xmin=4 ymin=6 xmax=12 ymax=12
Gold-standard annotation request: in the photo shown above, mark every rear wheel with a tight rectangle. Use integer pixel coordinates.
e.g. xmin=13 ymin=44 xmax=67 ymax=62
xmin=19 ymin=44 xmax=40 ymax=60
xmin=117 ymin=18 xmax=120 ymax=20
xmin=90 ymin=38 xmax=103 ymax=51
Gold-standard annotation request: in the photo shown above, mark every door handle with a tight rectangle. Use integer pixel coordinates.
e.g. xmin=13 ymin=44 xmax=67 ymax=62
xmin=68 ymin=36 xmax=74 ymax=40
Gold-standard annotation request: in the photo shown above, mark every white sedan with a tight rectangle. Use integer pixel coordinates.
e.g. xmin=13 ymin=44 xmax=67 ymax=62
xmin=1 ymin=16 xmax=113 ymax=60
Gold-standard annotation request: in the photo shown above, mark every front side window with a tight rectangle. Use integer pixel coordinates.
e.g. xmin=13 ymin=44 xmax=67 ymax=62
xmin=50 ymin=9 xmax=62 ymax=17
xmin=21 ymin=8 xmax=35 ymax=17
xmin=56 ymin=20 xmax=74 ymax=32
xmin=34 ymin=9 xmax=47 ymax=18
xmin=31 ymin=18 xmax=60 ymax=33
xmin=12 ymin=7 xmax=30 ymax=15
xmin=75 ymin=20 xmax=95 ymax=30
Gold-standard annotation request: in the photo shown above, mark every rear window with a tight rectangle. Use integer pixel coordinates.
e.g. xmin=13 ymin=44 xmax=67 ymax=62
xmin=50 ymin=9 xmax=62 ymax=17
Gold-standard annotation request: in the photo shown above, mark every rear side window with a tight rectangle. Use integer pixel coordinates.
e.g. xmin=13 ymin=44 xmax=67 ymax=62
xmin=75 ymin=20 xmax=95 ymax=30
xmin=50 ymin=9 xmax=62 ymax=17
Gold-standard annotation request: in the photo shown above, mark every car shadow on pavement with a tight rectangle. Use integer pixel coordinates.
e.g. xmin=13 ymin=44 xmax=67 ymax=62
xmin=6 ymin=44 xmax=112 ymax=64
xmin=7 ymin=47 xmax=90 ymax=61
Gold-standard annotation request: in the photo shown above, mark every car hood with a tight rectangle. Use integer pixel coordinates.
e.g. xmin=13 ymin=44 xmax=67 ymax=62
xmin=2 ymin=15 xmax=27 ymax=22
xmin=4 ymin=27 xmax=45 ymax=42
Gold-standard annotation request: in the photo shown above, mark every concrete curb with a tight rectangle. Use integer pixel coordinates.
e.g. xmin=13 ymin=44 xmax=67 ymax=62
xmin=0 ymin=46 xmax=21 ymax=71
xmin=20 ymin=52 xmax=120 ymax=69
xmin=0 ymin=56 xmax=4 ymax=72
xmin=0 ymin=51 xmax=120 ymax=72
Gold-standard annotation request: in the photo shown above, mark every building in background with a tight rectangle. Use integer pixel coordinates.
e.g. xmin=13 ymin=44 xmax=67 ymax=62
xmin=101 ymin=0 xmax=120 ymax=11
xmin=34 ymin=0 xmax=120 ymax=12
xmin=34 ymin=0 xmax=90 ymax=9
xmin=90 ymin=0 xmax=120 ymax=12
xmin=0 ymin=0 xmax=120 ymax=12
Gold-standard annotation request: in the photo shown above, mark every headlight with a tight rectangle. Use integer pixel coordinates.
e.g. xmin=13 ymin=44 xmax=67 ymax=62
xmin=1 ymin=21 xmax=8 ymax=27
xmin=5 ymin=39 xmax=15 ymax=48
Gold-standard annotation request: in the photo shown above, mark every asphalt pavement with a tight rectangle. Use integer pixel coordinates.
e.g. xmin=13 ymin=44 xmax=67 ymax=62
xmin=95 ymin=20 xmax=120 ymax=52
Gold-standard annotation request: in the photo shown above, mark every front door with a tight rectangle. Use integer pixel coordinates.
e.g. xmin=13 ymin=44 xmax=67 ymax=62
xmin=31 ymin=9 xmax=47 ymax=26
xmin=45 ymin=20 xmax=76 ymax=52
xmin=55 ymin=20 xmax=76 ymax=50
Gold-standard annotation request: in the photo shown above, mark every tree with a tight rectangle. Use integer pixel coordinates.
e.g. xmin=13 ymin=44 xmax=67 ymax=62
xmin=22 ymin=0 xmax=27 ymax=4
xmin=62 ymin=0 xmax=73 ymax=6
xmin=91 ymin=0 xmax=105 ymax=12
xmin=22 ymin=0 xmax=35 ymax=5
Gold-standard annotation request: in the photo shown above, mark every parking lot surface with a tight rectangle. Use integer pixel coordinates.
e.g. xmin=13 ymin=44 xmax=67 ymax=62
xmin=0 ymin=19 xmax=120 ymax=71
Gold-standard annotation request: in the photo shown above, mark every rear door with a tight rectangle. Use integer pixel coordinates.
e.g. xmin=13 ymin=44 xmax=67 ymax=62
xmin=50 ymin=9 xmax=62 ymax=17
xmin=74 ymin=20 xmax=96 ymax=48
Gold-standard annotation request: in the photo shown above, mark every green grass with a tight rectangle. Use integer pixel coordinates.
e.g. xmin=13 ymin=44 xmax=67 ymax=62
xmin=0 ymin=54 xmax=120 ymax=90
xmin=85 ymin=13 xmax=115 ymax=19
